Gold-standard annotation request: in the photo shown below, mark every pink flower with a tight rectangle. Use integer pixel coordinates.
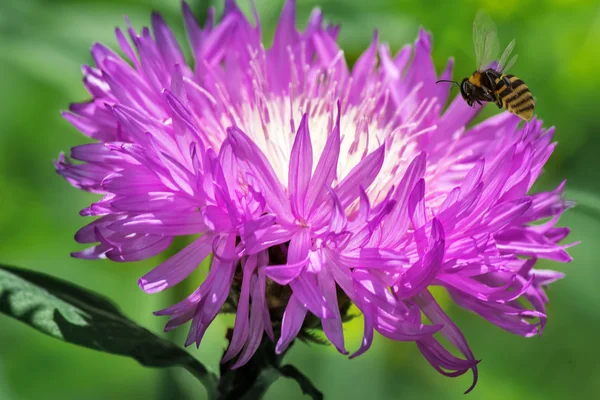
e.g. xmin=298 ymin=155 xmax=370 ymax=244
xmin=57 ymin=0 xmax=573 ymax=392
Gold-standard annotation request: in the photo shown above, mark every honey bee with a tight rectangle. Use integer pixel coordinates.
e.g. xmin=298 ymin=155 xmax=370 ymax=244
xmin=437 ymin=10 xmax=535 ymax=121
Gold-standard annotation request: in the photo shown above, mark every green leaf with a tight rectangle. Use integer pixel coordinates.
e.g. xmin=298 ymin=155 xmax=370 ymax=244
xmin=0 ymin=264 xmax=218 ymax=399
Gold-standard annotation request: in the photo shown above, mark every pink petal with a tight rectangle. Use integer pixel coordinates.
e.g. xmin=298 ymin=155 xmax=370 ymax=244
xmin=232 ymin=269 xmax=268 ymax=368
xmin=305 ymin=103 xmax=341 ymax=215
xmin=338 ymin=248 xmax=408 ymax=269
xmin=106 ymin=234 xmax=173 ymax=262
xmin=288 ymin=114 xmax=313 ymax=218
xmin=348 ymin=31 xmax=378 ymax=104
xmin=227 ymin=127 xmax=292 ymax=220
xmin=414 ymin=290 xmax=478 ymax=393
xmin=222 ymin=255 xmax=257 ymax=363
xmin=108 ymin=212 xmax=207 ymax=235
xmin=334 ymin=144 xmax=385 ymax=208
xmin=244 ymin=224 xmax=295 ymax=255
xmin=381 ymin=152 xmax=427 ymax=246
xmin=290 ymin=272 xmax=332 ymax=319
xmin=276 ymin=294 xmax=307 ymax=354
xmin=395 ymin=219 xmax=445 ymax=299
xmin=318 ymin=266 xmax=347 ymax=354
xmin=138 ymin=234 xmax=213 ymax=293
xmin=151 ymin=12 xmax=186 ymax=70
xmin=265 ymin=259 xmax=307 ymax=286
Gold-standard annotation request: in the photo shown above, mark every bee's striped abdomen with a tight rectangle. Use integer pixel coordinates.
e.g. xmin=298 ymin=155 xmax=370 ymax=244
xmin=495 ymin=74 xmax=535 ymax=121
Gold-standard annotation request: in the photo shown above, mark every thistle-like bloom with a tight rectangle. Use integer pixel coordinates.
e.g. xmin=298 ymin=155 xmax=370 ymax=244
xmin=57 ymin=0 xmax=573 ymax=391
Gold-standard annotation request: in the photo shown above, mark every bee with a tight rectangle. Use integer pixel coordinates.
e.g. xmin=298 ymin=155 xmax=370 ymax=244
xmin=437 ymin=11 xmax=535 ymax=121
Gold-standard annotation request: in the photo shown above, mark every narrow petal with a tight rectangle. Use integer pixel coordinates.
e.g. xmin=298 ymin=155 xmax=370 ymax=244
xmin=108 ymin=212 xmax=207 ymax=235
xmin=227 ymin=127 xmax=292 ymax=220
xmin=138 ymin=235 xmax=212 ymax=293
xmin=288 ymin=114 xmax=313 ymax=217
xmin=350 ymin=301 xmax=374 ymax=358
xmin=232 ymin=269 xmax=269 ymax=368
xmin=244 ymin=224 xmax=295 ymax=255
xmin=334 ymin=144 xmax=385 ymax=208
xmin=414 ymin=290 xmax=478 ymax=393
xmin=276 ymin=295 xmax=307 ymax=354
xmin=265 ymin=259 xmax=307 ymax=286
xmin=222 ymin=256 xmax=257 ymax=363
xmin=338 ymin=248 xmax=408 ymax=269
xmin=382 ymin=152 xmax=427 ymax=246
xmin=395 ymin=219 xmax=445 ymax=299
xmin=106 ymin=234 xmax=173 ymax=262
xmin=305 ymin=103 xmax=341 ymax=214
xmin=318 ymin=265 xmax=347 ymax=354
xmin=151 ymin=12 xmax=186 ymax=70
xmin=290 ymin=273 xmax=332 ymax=319
xmin=348 ymin=31 xmax=378 ymax=104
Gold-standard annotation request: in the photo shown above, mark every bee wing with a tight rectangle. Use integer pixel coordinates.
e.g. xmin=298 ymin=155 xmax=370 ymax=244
xmin=473 ymin=10 xmax=500 ymax=72
xmin=500 ymin=54 xmax=518 ymax=74
xmin=497 ymin=39 xmax=517 ymax=73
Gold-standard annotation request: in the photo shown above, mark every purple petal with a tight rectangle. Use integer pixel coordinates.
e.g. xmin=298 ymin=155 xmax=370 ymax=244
xmin=417 ymin=337 xmax=479 ymax=390
xmin=381 ymin=152 xmax=427 ymax=246
xmin=111 ymin=192 xmax=198 ymax=212
xmin=318 ymin=266 xmax=348 ymax=354
xmin=72 ymin=243 xmax=109 ymax=260
xmin=288 ymin=114 xmax=313 ymax=217
xmin=395 ymin=219 xmax=445 ymax=299
xmin=186 ymin=235 xmax=238 ymax=347
xmin=106 ymin=234 xmax=173 ymax=262
xmin=244 ymin=224 xmax=295 ymax=255
xmin=276 ymin=295 xmax=307 ymax=354
xmin=435 ymin=57 xmax=454 ymax=107
xmin=334 ymin=144 xmax=385 ymax=208
xmin=138 ymin=234 xmax=212 ymax=293
xmin=108 ymin=212 xmax=206 ymax=235
xmin=350 ymin=301 xmax=374 ymax=358
xmin=151 ymin=12 xmax=186 ymax=70
xmin=182 ymin=2 xmax=203 ymax=61
xmin=305 ymin=103 xmax=341 ymax=215
xmin=265 ymin=259 xmax=307 ymax=286
xmin=327 ymin=188 xmax=347 ymax=234
xmin=231 ymin=269 xmax=269 ymax=368
xmin=408 ymin=178 xmax=426 ymax=230
xmin=222 ymin=255 xmax=257 ymax=363
xmin=348 ymin=31 xmax=378 ymax=104
xmin=227 ymin=127 xmax=292 ymax=220
xmin=414 ymin=290 xmax=478 ymax=393
xmin=476 ymin=197 xmax=532 ymax=234
xmin=338 ymin=248 xmax=408 ymax=269
xmin=290 ymin=272 xmax=332 ymax=319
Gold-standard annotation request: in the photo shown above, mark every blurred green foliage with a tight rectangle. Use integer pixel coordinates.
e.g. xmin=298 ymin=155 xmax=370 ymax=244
xmin=1 ymin=0 xmax=599 ymax=399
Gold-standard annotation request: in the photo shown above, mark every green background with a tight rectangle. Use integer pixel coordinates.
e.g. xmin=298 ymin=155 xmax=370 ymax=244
xmin=1 ymin=0 xmax=599 ymax=399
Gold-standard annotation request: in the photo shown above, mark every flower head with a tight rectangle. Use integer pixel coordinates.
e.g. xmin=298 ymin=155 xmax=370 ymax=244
xmin=57 ymin=0 xmax=573 ymax=391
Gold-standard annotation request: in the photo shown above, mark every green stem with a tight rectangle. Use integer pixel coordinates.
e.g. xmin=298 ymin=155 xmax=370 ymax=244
xmin=182 ymin=356 xmax=220 ymax=400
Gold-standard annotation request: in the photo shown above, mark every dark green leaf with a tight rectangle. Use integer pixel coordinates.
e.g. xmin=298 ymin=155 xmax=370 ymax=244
xmin=0 ymin=264 xmax=218 ymax=399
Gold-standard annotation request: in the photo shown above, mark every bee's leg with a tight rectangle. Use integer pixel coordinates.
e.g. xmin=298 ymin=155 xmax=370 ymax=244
xmin=480 ymin=85 xmax=496 ymax=102
xmin=483 ymin=71 xmax=498 ymax=92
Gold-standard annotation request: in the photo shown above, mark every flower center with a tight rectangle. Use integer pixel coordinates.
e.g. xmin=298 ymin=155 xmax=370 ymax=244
xmin=218 ymin=94 xmax=428 ymax=206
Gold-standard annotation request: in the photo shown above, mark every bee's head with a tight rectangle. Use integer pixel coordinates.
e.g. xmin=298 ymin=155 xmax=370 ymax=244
xmin=435 ymin=78 xmax=476 ymax=106
xmin=460 ymin=78 xmax=476 ymax=106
